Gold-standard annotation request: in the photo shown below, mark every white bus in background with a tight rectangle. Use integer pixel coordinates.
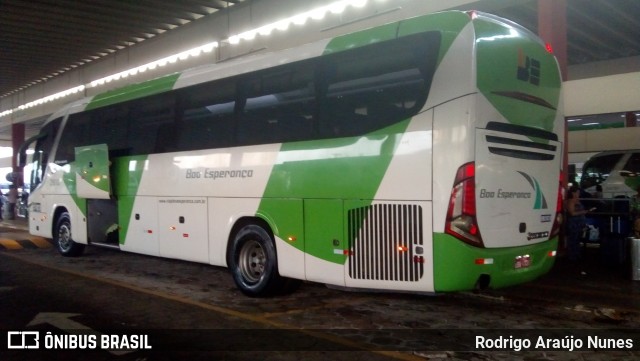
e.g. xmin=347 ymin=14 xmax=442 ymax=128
xmin=580 ymin=150 xmax=640 ymax=198
xmin=20 ymin=10 xmax=564 ymax=297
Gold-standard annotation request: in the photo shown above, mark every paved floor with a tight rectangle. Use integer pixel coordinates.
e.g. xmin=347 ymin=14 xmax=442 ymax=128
xmin=1 ymin=217 xmax=638 ymax=360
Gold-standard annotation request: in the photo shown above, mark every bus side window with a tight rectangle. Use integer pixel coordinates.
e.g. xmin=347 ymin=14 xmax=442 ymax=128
xmin=238 ymin=63 xmax=316 ymax=146
xmin=318 ymin=32 xmax=436 ymax=139
xmin=580 ymin=153 xmax=624 ymax=189
xmin=55 ymin=113 xmax=92 ymax=164
xmin=128 ymin=93 xmax=176 ymax=155
xmin=31 ymin=117 xmax=61 ymax=188
xmin=177 ymin=78 xmax=237 ymax=151
xmin=620 ymin=152 xmax=640 ymax=178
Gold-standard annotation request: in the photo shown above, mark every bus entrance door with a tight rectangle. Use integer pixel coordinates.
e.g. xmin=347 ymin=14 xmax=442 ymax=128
xmin=75 ymin=144 xmax=119 ymax=247
xmin=75 ymin=143 xmax=111 ymax=199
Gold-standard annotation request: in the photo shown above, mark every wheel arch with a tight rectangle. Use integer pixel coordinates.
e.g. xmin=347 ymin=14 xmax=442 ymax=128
xmin=51 ymin=205 xmax=69 ymax=237
xmin=225 ymin=216 xmax=275 ymax=267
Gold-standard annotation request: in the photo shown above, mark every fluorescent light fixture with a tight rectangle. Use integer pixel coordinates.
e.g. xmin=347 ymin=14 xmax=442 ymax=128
xmin=1 ymin=0 xmax=371 ymax=119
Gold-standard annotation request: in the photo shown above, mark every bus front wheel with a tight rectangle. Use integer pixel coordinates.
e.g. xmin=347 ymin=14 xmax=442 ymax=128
xmin=229 ymin=224 xmax=282 ymax=297
xmin=54 ymin=212 xmax=85 ymax=257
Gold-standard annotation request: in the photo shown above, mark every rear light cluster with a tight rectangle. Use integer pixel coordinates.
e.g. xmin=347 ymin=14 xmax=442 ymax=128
xmin=549 ymin=172 xmax=564 ymax=239
xmin=445 ymin=162 xmax=484 ymax=247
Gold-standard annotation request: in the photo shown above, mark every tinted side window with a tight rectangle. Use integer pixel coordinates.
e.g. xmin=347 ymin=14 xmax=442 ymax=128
xmin=128 ymin=93 xmax=175 ymax=155
xmin=238 ymin=62 xmax=316 ymax=146
xmin=622 ymin=152 xmax=640 ymax=176
xmin=55 ymin=113 xmax=92 ymax=164
xmin=318 ymin=32 xmax=439 ymax=138
xmin=54 ymin=104 xmax=129 ymax=164
xmin=177 ymin=78 xmax=237 ymax=151
xmin=580 ymin=153 xmax=623 ymax=189
xmin=32 ymin=117 xmax=62 ymax=187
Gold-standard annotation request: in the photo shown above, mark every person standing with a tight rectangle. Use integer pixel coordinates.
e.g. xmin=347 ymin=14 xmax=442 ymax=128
xmin=566 ymin=186 xmax=596 ymax=262
xmin=631 ymin=185 xmax=640 ymax=238
xmin=6 ymin=185 xmax=18 ymax=220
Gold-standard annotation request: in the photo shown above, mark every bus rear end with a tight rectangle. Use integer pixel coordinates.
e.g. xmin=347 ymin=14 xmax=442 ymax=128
xmin=436 ymin=12 xmax=563 ymax=291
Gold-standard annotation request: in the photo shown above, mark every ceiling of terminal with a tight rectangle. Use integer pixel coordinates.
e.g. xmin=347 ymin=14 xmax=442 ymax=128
xmin=492 ymin=0 xmax=640 ymax=65
xmin=0 ymin=0 xmax=638 ymax=129
xmin=2 ymin=0 xmax=639 ymax=98
xmin=0 ymin=0 xmax=245 ymax=98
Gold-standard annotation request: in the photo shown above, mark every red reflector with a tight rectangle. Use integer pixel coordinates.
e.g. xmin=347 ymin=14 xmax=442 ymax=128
xmin=413 ymin=255 xmax=425 ymax=264
xmin=475 ymin=258 xmax=494 ymax=265
xmin=147 ymin=230 xmax=153 ymax=234
xmin=545 ymin=43 xmax=553 ymax=53
xmin=183 ymin=233 xmax=189 ymax=238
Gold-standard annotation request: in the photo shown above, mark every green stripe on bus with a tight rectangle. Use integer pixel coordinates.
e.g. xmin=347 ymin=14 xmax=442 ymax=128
xmin=258 ymin=119 xmax=411 ymax=263
xmin=86 ymin=73 xmax=181 ymax=111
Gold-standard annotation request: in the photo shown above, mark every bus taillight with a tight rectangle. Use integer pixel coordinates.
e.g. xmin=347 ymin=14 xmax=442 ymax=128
xmin=446 ymin=162 xmax=484 ymax=247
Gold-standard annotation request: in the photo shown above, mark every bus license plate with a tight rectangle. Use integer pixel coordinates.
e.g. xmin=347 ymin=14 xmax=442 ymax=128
xmin=514 ymin=255 xmax=531 ymax=269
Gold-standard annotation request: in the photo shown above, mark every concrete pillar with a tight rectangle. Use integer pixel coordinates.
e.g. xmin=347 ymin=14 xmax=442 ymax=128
xmin=625 ymin=111 xmax=637 ymax=127
xmin=11 ymin=123 xmax=25 ymax=187
xmin=537 ymin=0 xmax=567 ymax=81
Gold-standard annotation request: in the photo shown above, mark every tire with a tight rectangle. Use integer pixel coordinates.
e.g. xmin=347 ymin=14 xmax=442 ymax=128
xmin=228 ymin=224 xmax=283 ymax=297
xmin=54 ymin=212 xmax=85 ymax=257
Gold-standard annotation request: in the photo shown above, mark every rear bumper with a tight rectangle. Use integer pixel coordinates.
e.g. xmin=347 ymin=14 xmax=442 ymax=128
xmin=433 ymin=233 xmax=557 ymax=291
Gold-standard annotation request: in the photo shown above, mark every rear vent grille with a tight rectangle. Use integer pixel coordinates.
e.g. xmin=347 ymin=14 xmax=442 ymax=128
xmin=348 ymin=204 xmax=423 ymax=282
xmin=485 ymin=122 xmax=557 ymax=160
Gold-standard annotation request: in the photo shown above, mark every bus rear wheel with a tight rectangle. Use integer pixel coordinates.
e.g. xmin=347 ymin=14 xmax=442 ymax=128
xmin=229 ymin=224 xmax=283 ymax=297
xmin=54 ymin=212 xmax=85 ymax=257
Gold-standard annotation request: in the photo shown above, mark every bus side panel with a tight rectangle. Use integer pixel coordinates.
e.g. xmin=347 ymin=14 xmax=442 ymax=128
xmin=432 ymin=96 xmax=476 ymax=233
xmin=256 ymin=198 xmax=305 ymax=280
xmin=422 ymin=22 xmax=475 ymax=112
xmin=208 ymin=197 xmax=260 ymax=267
xmin=374 ymin=112 xmax=433 ymax=201
xmin=157 ymin=197 xmax=208 ymax=263
xmin=304 ymin=199 xmax=345 ymax=286
xmin=119 ymin=196 xmax=159 ymax=256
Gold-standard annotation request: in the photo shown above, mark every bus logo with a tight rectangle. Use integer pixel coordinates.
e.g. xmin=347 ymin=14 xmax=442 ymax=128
xmin=517 ymin=49 xmax=540 ymax=86
xmin=517 ymin=171 xmax=548 ymax=210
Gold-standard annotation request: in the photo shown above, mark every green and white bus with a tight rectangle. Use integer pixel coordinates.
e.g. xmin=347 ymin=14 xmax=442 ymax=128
xmin=20 ymin=10 xmax=564 ymax=296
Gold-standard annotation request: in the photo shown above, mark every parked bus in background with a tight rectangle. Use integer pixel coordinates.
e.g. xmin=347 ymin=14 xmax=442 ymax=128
xmin=580 ymin=150 xmax=640 ymax=198
xmin=20 ymin=10 xmax=564 ymax=296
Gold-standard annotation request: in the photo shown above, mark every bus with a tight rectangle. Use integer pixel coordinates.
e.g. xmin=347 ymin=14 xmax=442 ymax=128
xmin=19 ymin=10 xmax=564 ymax=297
xmin=580 ymin=150 xmax=640 ymax=198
